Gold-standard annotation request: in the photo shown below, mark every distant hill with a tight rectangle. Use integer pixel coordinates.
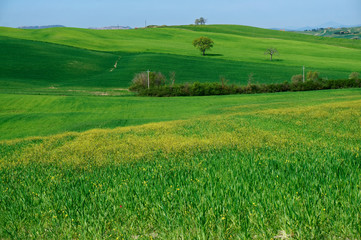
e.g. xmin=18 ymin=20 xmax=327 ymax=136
xmin=89 ymin=26 xmax=132 ymax=30
xmin=271 ymin=23 xmax=361 ymax=32
xmin=18 ymin=25 xmax=65 ymax=29
xmin=300 ymin=26 xmax=361 ymax=40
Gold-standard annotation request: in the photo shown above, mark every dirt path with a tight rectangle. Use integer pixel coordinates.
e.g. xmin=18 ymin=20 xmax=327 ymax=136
xmin=110 ymin=57 xmax=121 ymax=72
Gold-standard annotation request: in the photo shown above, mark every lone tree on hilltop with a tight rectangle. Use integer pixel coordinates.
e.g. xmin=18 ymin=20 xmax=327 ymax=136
xmin=195 ymin=17 xmax=207 ymax=25
xmin=264 ymin=47 xmax=279 ymax=61
xmin=193 ymin=36 xmax=214 ymax=56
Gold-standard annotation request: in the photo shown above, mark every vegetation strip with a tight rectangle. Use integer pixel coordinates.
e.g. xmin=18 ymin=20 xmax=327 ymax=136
xmin=130 ymin=72 xmax=361 ymax=96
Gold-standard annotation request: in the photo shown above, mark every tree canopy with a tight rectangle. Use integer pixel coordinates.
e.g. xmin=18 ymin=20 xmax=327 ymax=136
xmin=195 ymin=17 xmax=206 ymax=25
xmin=192 ymin=37 xmax=214 ymax=56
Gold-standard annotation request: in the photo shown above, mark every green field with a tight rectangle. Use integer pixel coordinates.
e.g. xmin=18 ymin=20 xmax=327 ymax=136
xmin=0 ymin=89 xmax=360 ymax=141
xmin=1 ymin=25 xmax=360 ymax=91
xmin=1 ymin=89 xmax=361 ymax=239
xmin=1 ymin=25 xmax=361 ymax=239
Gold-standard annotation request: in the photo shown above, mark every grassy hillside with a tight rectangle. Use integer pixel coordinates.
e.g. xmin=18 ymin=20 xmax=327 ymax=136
xmin=171 ymin=24 xmax=361 ymax=49
xmin=2 ymin=36 xmax=342 ymax=90
xmin=0 ymin=25 xmax=360 ymax=90
xmin=1 ymin=89 xmax=361 ymax=238
xmin=0 ymin=36 xmax=118 ymax=88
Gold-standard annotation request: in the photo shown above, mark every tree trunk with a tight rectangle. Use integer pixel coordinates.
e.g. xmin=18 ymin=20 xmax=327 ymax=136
xmin=202 ymin=50 xmax=205 ymax=56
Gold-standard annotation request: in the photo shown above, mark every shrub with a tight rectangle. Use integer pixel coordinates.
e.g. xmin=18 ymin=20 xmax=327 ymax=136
xmin=247 ymin=73 xmax=254 ymax=85
xmin=129 ymin=71 xmax=166 ymax=91
xmin=190 ymin=82 xmax=205 ymax=96
xmin=306 ymin=71 xmax=319 ymax=82
xmin=129 ymin=72 xmax=148 ymax=91
xmin=291 ymin=74 xmax=303 ymax=84
xmin=349 ymin=72 xmax=360 ymax=80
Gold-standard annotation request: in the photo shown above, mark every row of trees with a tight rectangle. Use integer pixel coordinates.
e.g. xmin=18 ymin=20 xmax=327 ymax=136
xmin=194 ymin=17 xmax=206 ymax=25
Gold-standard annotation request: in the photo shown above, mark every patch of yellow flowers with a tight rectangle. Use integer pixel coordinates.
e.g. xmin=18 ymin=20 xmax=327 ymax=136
xmin=1 ymin=99 xmax=360 ymax=168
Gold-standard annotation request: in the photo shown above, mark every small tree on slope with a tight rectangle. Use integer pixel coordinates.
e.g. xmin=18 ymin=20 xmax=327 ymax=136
xmin=193 ymin=37 xmax=214 ymax=56
xmin=264 ymin=47 xmax=278 ymax=61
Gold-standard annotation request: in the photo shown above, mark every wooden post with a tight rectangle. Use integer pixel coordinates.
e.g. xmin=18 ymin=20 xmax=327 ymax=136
xmin=147 ymin=70 xmax=150 ymax=89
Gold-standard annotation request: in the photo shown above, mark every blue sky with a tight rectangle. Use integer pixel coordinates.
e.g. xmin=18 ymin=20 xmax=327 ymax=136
xmin=0 ymin=0 xmax=360 ymax=29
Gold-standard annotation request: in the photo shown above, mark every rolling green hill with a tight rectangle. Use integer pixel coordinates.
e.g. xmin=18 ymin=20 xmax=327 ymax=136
xmin=0 ymin=36 xmax=117 ymax=89
xmin=171 ymin=24 xmax=361 ymax=49
xmin=0 ymin=25 xmax=360 ymax=91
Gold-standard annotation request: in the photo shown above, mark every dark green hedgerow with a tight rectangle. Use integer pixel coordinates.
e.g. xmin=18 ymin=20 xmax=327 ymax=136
xmin=131 ymin=78 xmax=361 ymax=97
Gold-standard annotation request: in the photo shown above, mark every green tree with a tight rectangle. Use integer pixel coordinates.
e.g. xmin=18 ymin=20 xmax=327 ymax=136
xmin=195 ymin=17 xmax=206 ymax=25
xmin=192 ymin=37 xmax=214 ymax=56
xmin=199 ymin=17 xmax=206 ymax=25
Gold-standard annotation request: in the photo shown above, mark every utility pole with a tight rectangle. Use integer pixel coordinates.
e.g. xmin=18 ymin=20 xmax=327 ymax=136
xmin=145 ymin=20 xmax=147 ymax=28
xmin=303 ymin=66 xmax=305 ymax=83
xmin=147 ymin=70 xmax=150 ymax=89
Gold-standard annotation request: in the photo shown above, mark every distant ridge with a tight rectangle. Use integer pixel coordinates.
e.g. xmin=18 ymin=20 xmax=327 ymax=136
xmin=88 ymin=26 xmax=132 ymax=30
xmin=17 ymin=25 xmax=132 ymax=30
xmin=274 ymin=23 xmax=361 ymax=32
xmin=18 ymin=25 xmax=65 ymax=29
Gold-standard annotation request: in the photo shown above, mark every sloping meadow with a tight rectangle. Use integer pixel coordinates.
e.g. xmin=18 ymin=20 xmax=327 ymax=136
xmin=1 ymin=25 xmax=361 ymax=89
xmin=1 ymin=95 xmax=360 ymax=238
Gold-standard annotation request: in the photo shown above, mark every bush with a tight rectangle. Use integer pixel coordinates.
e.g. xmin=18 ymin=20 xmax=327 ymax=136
xmin=306 ymin=71 xmax=319 ymax=82
xmin=129 ymin=72 xmax=147 ymax=90
xmin=129 ymin=71 xmax=166 ymax=91
xmin=349 ymin=72 xmax=360 ymax=80
xmin=291 ymin=74 xmax=303 ymax=84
